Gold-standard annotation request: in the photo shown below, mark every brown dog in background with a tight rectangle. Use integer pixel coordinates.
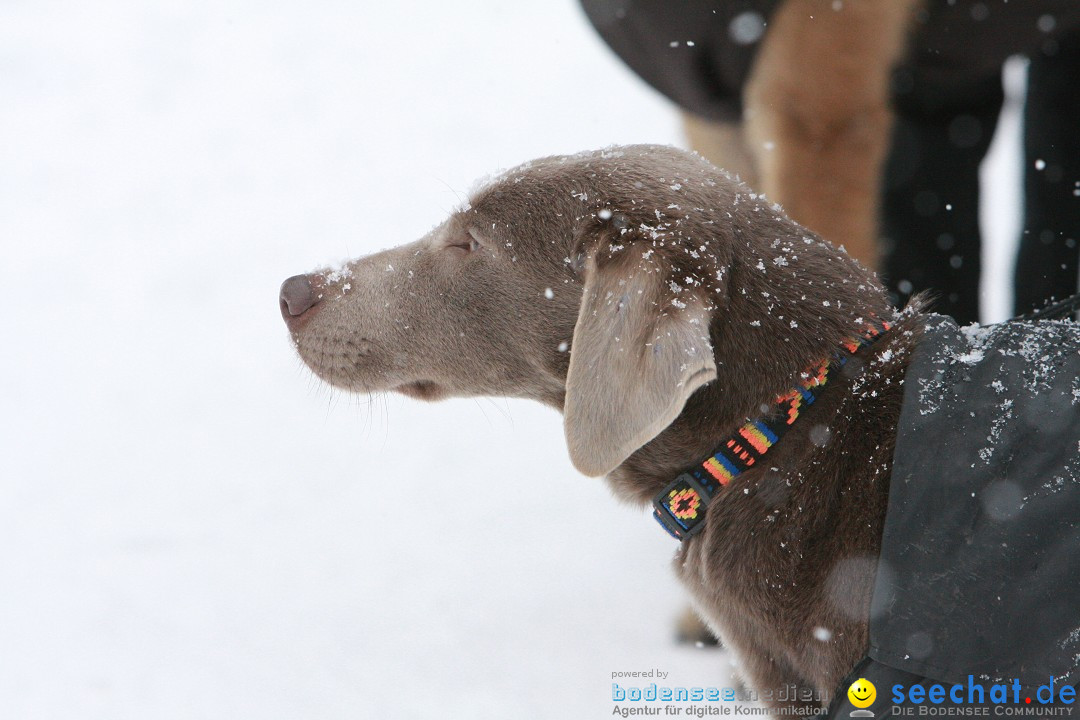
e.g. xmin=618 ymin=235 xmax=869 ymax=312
xmin=581 ymin=0 xmax=1080 ymax=323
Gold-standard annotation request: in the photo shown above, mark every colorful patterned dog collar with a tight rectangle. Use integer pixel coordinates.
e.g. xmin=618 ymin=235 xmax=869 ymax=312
xmin=652 ymin=321 xmax=891 ymax=541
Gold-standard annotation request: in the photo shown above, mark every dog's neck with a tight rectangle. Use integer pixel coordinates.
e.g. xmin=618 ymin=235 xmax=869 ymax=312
xmin=651 ymin=321 xmax=891 ymax=540
xmin=605 ymin=233 xmax=897 ymax=506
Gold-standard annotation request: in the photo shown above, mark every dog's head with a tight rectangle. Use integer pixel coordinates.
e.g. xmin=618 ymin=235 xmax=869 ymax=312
xmin=281 ymin=145 xmax=888 ymax=479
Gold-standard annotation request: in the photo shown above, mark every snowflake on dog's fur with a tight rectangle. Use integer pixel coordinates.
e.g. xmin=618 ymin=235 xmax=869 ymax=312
xmin=668 ymin=488 xmax=701 ymax=520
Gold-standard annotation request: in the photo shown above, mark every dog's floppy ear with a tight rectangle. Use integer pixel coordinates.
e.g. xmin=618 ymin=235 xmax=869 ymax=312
xmin=564 ymin=220 xmax=717 ymax=477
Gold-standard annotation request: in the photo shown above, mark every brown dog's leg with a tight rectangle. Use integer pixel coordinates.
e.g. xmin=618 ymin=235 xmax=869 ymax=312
xmin=674 ymin=605 xmax=721 ymax=647
xmin=744 ymin=0 xmax=921 ymax=269
xmin=726 ymin=629 xmax=822 ymax=715
xmin=682 ymin=113 xmax=760 ymax=190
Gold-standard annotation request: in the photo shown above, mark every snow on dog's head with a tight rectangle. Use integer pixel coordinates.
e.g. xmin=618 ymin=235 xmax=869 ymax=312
xmin=280 ymin=144 xmax=889 ymax=477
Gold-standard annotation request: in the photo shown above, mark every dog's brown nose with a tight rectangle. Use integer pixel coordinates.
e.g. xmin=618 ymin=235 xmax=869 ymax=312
xmin=280 ymin=274 xmax=320 ymax=320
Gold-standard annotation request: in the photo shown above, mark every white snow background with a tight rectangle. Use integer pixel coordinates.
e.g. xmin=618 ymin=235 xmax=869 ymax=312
xmin=0 ymin=1 xmax=1023 ymax=718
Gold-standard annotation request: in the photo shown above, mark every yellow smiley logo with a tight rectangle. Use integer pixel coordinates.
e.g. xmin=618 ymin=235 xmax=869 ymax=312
xmin=848 ymin=678 xmax=876 ymax=708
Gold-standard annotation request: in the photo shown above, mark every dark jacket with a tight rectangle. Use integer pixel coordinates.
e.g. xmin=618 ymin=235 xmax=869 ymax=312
xmin=829 ymin=314 xmax=1080 ymax=717
xmin=580 ymin=0 xmax=1080 ymax=121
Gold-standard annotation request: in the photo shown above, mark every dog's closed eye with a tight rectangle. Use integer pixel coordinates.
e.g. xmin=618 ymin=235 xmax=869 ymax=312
xmin=444 ymin=229 xmax=483 ymax=254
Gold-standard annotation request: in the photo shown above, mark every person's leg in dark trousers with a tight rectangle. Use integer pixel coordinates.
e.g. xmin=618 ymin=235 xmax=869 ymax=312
xmin=881 ymin=71 xmax=1004 ymax=325
xmin=1014 ymin=32 xmax=1080 ymax=315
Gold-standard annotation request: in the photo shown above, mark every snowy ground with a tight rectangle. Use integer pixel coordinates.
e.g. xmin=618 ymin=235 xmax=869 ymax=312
xmin=0 ymin=2 xmax=1022 ymax=718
